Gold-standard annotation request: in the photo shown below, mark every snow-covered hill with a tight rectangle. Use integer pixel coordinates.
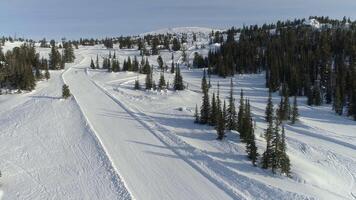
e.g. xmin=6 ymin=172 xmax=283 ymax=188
xmin=1 ymin=29 xmax=356 ymax=199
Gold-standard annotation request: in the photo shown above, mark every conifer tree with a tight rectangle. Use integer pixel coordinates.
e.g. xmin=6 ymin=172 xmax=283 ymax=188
xmin=280 ymin=126 xmax=291 ymax=176
xmin=227 ymin=79 xmax=237 ymax=130
xmin=157 ymin=55 xmax=164 ymax=71
xmin=265 ymin=91 xmax=274 ymax=124
xmin=134 ymin=77 xmax=140 ymax=90
xmin=145 ymin=70 xmax=153 ymax=90
xmin=262 ymin=105 xmax=274 ymax=169
xmin=173 ymin=66 xmax=184 ymax=90
xmin=271 ymin=114 xmax=281 ymax=174
xmin=209 ymin=92 xmax=217 ymax=126
xmin=237 ymin=89 xmax=245 ymax=134
xmin=200 ymin=70 xmax=210 ymax=124
xmin=158 ymin=73 xmax=166 ymax=90
xmin=171 ymin=53 xmax=175 ymax=74
xmin=49 ymin=45 xmax=61 ymax=70
xmin=62 ymin=84 xmax=71 ymax=99
xmin=90 ymin=58 xmax=95 ymax=69
xmin=44 ymin=66 xmax=50 ymax=80
xmin=216 ymin=100 xmax=226 ymax=140
xmin=291 ymin=96 xmax=299 ymax=124
xmin=245 ymin=100 xmax=258 ymax=166
xmin=96 ymin=54 xmax=100 ymax=69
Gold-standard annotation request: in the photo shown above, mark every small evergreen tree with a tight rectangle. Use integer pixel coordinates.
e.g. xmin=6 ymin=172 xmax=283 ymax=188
xmin=90 ymin=58 xmax=95 ymax=69
xmin=158 ymin=73 xmax=166 ymax=90
xmin=62 ymin=84 xmax=71 ymax=99
xmin=44 ymin=66 xmax=50 ymax=80
xmin=134 ymin=78 xmax=140 ymax=90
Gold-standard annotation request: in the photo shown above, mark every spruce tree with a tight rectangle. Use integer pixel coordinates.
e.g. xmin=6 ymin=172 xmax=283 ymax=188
xmin=173 ymin=66 xmax=184 ymax=90
xmin=90 ymin=58 xmax=95 ymax=69
xmin=262 ymin=107 xmax=274 ymax=169
xmin=158 ymin=73 xmax=166 ymax=90
xmin=291 ymin=96 xmax=299 ymax=124
xmin=216 ymin=100 xmax=226 ymax=140
xmin=265 ymin=91 xmax=274 ymax=124
xmin=280 ymin=126 xmax=291 ymax=176
xmin=227 ymin=79 xmax=237 ymax=130
xmin=44 ymin=66 xmax=50 ymax=80
xmin=209 ymin=92 xmax=217 ymax=126
xmin=96 ymin=54 xmax=100 ymax=69
xmin=62 ymin=84 xmax=71 ymax=99
xmin=245 ymin=101 xmax=258 ymax=166
xmin=145 ymin=70 xmax=153 ymax=90
xmin=134 ymin=78 xmax=140 ymax=90
xmin=171 ymin=53 xmax=175 ymax=73
xmin=271 ymin=115 xmax=281 ymax=174
xmin=237 ymin=89 xmax=245 ymax=134
xmin=200 ymin=70 xmax=210 ymax=124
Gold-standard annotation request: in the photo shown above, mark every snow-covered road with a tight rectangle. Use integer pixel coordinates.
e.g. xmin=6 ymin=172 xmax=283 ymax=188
xmin=63 ymin=54 xmax=233 ymax=200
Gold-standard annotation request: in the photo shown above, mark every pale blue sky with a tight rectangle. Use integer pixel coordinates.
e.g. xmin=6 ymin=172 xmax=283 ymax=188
xmin=1 ymin=0 xmax=356 ymax=40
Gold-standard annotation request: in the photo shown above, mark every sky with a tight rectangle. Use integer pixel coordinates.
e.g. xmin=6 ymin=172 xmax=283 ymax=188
xmin=1 ymin=0 xmax=356 ymax=40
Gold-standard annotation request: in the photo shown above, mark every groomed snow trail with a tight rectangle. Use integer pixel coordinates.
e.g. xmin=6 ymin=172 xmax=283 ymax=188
xmin=63 ymin=53 xmax=234 ymax=200
xmin=0 ymin=67 xmax=130 ymax=199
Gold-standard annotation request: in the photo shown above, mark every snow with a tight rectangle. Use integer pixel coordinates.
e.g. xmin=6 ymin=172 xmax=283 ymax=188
xmin=2 ymin=29 xmax=356 ymax=199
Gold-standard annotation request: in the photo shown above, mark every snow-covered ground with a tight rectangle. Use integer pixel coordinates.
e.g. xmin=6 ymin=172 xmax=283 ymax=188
xmin=1 ymin=30 xmax=356 ymax=199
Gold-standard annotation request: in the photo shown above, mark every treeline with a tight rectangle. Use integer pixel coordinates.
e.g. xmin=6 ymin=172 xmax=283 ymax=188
xmin=204 ymin=17 xmax=356 ymax=120
xmin=0 ymin=44 xmax=41 ymax=91
xmin=0 ymin=39 xmax=75 ymax=92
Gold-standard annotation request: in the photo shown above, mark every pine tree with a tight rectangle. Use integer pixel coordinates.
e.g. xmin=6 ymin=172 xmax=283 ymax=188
xmin=157 ymin=55 xmax=164 ymax=71
xmin=216 ymin=100 xmax=226 ymax=140
xmin=291 ymin=96 xmax=299 ymax=124
xmin=237 ymin=89 xmax=245 ymax=134
xmin=173 ymin=66 xmax=184 ymax=90
xmin=49 ymin=45 xmax=61 ymax=70
xmin=158 ymin=73 xmax=166 ymax=90
xmin=62 ymin=84 xmax=71 ymax=99
xmin=209 ymin=92 xmax=217 ymax=126
xmin=262 ymin=106 xmax=274 ymax=169
xmin=271 ymin=115 xmax=281 ymax=174
xmin=245 ymin=101 xmax=258 ymax=166
xmin=145 ymin=70 xmax=153 ymax=90
xmin=134 ymin=78 xmax=140 ymax=90
xmin=44 ymin=66 xmax=50 ymax=80
xmin=227 ymin=79 xmax=237 ymax=130
xmin=90 ymin=58 xmax=95 ymax=69
xmin=265 ymin=91 xmax=274 ymax=124
xmin=279 ymin=126 xmax=291 ymax=176
xmin=96 ymin=54 xmax=100 ymax=69
xmin=171 ymin=53 xmax=175 ymax=73
xmin=200 ymin=70 xmax=210 ymax=124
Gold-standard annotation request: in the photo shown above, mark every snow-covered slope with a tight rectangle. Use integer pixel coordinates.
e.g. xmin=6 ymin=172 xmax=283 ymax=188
xmin=141 ymin=27 xmax=218 ymax=36
xmin=1 ymin=29 xmax=356 ymax=200
xmin=0 ymin=45 xmax=130 ymax=199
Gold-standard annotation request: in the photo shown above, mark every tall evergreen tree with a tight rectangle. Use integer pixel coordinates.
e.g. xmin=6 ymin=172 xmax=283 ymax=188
xmin=227 ymin=79 xmax=237 ymax=130
xmin=200 ymin=70 xmax=210 ymax=124
xmin=291 ymin=96 xmax=299 ymax=124
xmin=237 ymin=89 xmax=245 ymax=134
